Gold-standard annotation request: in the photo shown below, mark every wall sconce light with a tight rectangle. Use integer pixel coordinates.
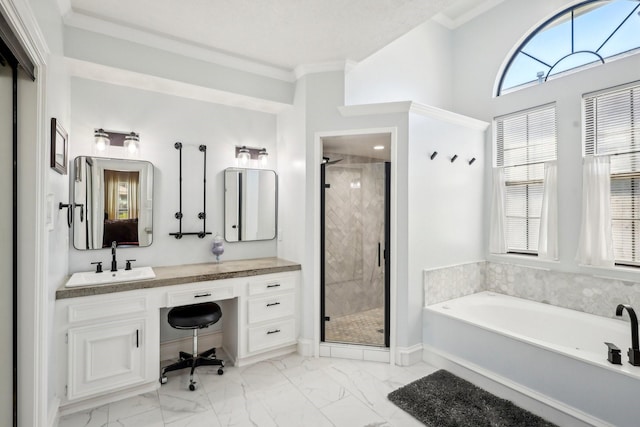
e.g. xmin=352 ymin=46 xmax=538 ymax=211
xmin=235 ymin=146 xmax=269 ymax=166
xmin=258 ymin=148 xmax=269 ymax=166
xmin=124 ymin=132 xmax=140 ymax=154
xmin=237 ymin=146 xmax=251 ymax=165
xmin=95 ymin=129 xmax=140 ymax=155
xmin=94 ymin=128 xmax=110 ymax=152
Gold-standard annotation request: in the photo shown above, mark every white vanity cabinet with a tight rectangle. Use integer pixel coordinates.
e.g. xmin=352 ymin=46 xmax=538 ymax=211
xmin=56 ymin=293 xmax=158 ymax=404
xmin=236 ymin=273 xmax=298 ymax=363
xmin=56 ymin=260 xmax=300 ymax=411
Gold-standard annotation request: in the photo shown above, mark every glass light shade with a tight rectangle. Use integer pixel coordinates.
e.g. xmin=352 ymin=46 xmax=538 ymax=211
xmin=237 ymin=146 xmax=250 ymax=165
xmin=94 ymin=129 xmax=110 ymax=152
xmin=124 ymin=132 xmax=140 ymax=153
xmin=258 ymin=148 xmax=268 ymax=166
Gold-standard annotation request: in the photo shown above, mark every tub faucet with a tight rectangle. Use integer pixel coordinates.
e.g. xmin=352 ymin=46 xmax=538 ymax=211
xmin=111 ymin=241 xmax=118 ymax=272
xmin=616 ymin=304 xmax=640 ymax=366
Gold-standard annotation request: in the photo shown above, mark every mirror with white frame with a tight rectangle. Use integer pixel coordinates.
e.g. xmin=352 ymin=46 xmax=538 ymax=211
xmin=72 ymin=156 xmax=154 ymax=250
xmin=224 ymin=168 xmax=277 ymax=242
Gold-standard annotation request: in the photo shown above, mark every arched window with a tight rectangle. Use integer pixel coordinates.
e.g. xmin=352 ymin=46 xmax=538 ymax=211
xmin=497 ymin=0 xmax=640 ymax=96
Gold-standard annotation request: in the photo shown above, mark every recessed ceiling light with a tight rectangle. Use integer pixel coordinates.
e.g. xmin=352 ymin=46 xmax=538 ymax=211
xmin=373 ymin=145 xmax=384 ymax=150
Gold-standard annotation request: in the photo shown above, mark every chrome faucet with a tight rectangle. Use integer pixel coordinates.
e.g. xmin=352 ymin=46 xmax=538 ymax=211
xmin=616 ymin=304 xmax=640 ymax=366
xmin=111 ymin=241 xmax=118 ymax=272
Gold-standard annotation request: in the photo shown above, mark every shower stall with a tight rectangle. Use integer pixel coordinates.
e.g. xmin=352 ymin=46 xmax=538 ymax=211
xmin=321 ymin=153 xmax=390 ymax=347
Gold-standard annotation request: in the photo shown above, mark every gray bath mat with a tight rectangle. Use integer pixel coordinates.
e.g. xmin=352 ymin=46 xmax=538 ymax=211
xmin=388 ymin=370 xmax=557 ymax=427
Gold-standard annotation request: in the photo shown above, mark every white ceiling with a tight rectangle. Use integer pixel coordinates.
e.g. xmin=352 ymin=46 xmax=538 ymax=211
xmin=66 ymin=0 xmax=500 ymax=71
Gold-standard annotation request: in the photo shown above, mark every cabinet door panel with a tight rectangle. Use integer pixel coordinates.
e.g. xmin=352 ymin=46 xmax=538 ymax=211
xmin=68 ymin=318 xmax=146 ymax=400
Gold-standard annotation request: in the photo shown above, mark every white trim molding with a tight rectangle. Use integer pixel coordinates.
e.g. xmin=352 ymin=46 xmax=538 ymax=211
xmin=294 ymin=60 xmax=358 ymax=79
xmin=297 ymin=338 xmax=314 ymax=357
xmin=66 ymin=57 xmax=292 ymax=114
xmin=395 ymin=343 xmax=424 ymax=366
xmin=338 ymin=101 xmax=490 ymax=131
xmin=63 ymin=11 xmax=295 ymax=83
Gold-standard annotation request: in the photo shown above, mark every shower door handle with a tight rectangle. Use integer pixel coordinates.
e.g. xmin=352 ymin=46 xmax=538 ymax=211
xmin=378 ymin=242 xmax=381 ymax=267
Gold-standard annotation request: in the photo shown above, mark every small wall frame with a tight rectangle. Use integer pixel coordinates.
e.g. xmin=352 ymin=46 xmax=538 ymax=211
xmin=50 ymin=117 xmax=68 ymax=175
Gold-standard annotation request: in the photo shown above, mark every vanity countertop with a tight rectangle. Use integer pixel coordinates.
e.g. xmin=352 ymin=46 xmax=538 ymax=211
xmin=56 ymin=257 xmax=301 ymax=300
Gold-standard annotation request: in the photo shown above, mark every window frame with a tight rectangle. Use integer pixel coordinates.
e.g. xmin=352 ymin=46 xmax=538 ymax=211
xmin=583 ymin=80 xmax=640 ymax=266
xmin=497 ymin=0 xmax=640 ymax=96
xmin=494 ymin=103 xmax=558 ymax=255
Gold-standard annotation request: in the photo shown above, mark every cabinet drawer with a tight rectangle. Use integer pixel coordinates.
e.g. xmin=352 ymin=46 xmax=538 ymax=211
xmin=248 ymin=274 xmax=296 ymax=296
xmin=166 ymin=283 xmax=234 ymax=307
xmin=248 ymin=292 xmax=295 ymax=324
xmin=248 ymin=318 xmax=295 ymax=353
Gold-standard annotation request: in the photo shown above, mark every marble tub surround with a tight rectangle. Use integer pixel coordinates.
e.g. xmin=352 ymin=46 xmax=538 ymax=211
xmin=57 ymin=257 xmax=300 ymax=300
xmin=423 ymin=261 xmax=486 ymax=306
xmin=486 ymin=262 xmax=640 ymax=320
xmin=424 ymin=260 xmax=640 ymax=320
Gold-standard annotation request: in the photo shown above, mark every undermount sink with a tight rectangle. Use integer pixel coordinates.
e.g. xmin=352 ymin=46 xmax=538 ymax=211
xmin=65 ymin=266 xmax=156 ymax=288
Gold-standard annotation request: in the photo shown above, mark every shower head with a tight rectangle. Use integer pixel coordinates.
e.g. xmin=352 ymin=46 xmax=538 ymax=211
xmin=322 ymin=157 xmax=343 ymax=165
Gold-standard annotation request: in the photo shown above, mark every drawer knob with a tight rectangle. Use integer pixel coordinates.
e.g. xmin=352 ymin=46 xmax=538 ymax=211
xmin=266 ymin=302 xmax=281 ymax=307
xmin=266 ymin=329 xmax=281 ymax=335
xmin=194 ymin=293 xmax=212 ymax=298
xmin=266 ymin=283 xmax=281 ymax=288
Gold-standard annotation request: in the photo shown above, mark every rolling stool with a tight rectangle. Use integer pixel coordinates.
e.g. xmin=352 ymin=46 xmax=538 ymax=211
xmin=160 ymin=302 xmax=224 ymax=391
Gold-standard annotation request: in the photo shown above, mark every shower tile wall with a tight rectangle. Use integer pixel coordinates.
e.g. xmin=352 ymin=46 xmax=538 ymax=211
xmin=423 ymin=260 xmax=640 ymax=319
xmin=325 ymin=163 xmax=385 ymax=318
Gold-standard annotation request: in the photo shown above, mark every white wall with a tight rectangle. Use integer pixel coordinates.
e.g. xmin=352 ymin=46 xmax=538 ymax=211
xmin=68 ymin=78 xmax=279 ymax=272
xmin=345 ymin=20 xmax=453 ymax=110
xmin=406 ymin=112 xmax=486 ymax=345
xmin=452 ymin=0 xmax=640 ymax=282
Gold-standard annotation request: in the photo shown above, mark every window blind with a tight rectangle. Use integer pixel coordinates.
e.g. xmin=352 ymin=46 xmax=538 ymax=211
xmin=495 ymin=104 xmax=557 ymax=253
xmin=584 ymin=82 xmax=640 ymax=264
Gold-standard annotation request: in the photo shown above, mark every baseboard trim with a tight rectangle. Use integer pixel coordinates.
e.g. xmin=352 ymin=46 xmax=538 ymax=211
xmin=58 ymin=382 xmax=158 ymax=417
xmin=48 ymin=397 xmax=60 ymax=427
xmin=395 ymin=343 xmax=423 ymax=366
xmin=159 ymin=331 xmax=222 ymax=362
xmin=298 ymin=338 xmax=314 ymax=357
xmin=422 ymin=346 xmax=609 ymax=427
xmin=234 ymin=344 xmax=298 ymax=367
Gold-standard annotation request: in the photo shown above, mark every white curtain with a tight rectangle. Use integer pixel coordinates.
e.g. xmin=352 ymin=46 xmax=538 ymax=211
xmin=538 ymin=161 xmax=558 ymax=260
xmin=489 ymin=168 xmax=507 ymax=254
xmin=576 ymin=156 xmax=614 ymax=267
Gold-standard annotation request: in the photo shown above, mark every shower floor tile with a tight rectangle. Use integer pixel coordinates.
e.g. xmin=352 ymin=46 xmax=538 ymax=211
xmin=324 ymin=307 xmax=385 ymax=346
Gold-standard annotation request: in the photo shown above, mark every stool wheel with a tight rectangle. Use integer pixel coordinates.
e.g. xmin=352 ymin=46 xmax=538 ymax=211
xmin=160 ymin=376 xmax=167 ymax=385
xmin=218 ymin=368 xmax=224 ymax=375
xmin=189 ymin=382 xmax=196 ymax=391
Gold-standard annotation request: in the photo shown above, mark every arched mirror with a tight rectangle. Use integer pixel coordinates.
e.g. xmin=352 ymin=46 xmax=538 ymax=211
xmin=72 ymin=156 xmax=154 ymax=249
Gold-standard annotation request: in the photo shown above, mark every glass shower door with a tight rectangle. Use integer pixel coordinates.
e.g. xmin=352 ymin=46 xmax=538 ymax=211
xmin=322 ymin=161 xmax=387 ymax=346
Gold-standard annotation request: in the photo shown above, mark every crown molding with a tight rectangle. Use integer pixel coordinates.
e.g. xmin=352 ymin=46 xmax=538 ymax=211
xmin=294 ymin=59 xmax=358 ymax=79
xmin=66 ymin=57 xmax=292 ymax=114
xmin=63 ymin=11 xmax=296 ymax=83
xmin=409 ymin=102 xmax=489 ymax=130
xmin=338 ymin=101 xmax=489 ymax=130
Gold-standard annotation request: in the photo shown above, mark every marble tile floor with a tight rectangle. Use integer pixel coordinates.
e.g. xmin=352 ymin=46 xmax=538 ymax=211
xmin=324 ymin=307 xmax=385 ymax=346
xmin=58 ymin=352 xmax=437 ymax=427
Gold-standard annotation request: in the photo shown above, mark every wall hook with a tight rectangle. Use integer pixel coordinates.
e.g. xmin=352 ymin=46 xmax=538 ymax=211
xmin=451 ymin=154 xmax=458 ymax=163
xmin=430 ymin=151 xmax=438 ymax=160
xmin=469 ymin=157 xmax=476 ymax=165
